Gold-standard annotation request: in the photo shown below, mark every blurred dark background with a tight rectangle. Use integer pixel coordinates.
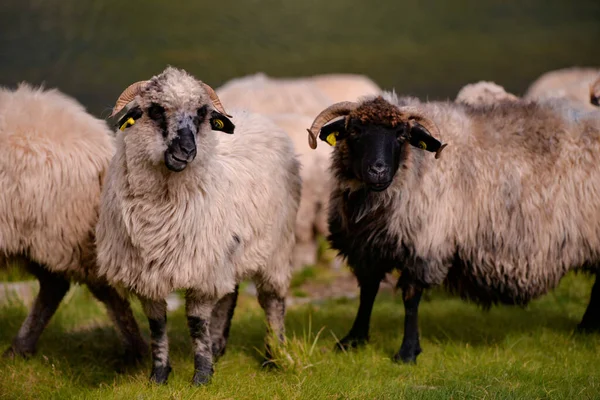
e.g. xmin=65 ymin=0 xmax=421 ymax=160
xmin=1 ymin=0 xmax=599 ymax=118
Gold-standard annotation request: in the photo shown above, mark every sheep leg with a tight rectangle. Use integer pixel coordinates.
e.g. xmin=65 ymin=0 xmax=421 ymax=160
xmin=3 ymin=262 xmax=70 ymax=359
xmin=336 ymin=272 xmax=382 ymax=351
xmin=86 ymin=282 xmax=148 ymax=365
xmin=210 ymin=285 xmax=239 ymax=359
xmin=140 ymin=298 xmax=171 ymax=384
xmin=578 ymin=272 xmax=600 ymax=333
xmin=256 ymin=286 xmax=286 ymax=365
xmin=393 ymin=283 xmax=423 ymax=364
xmin=185 ymin=291 xmax=216 ymax=386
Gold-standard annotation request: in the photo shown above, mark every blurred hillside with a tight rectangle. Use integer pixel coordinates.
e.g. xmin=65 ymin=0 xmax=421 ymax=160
xmin=1 ymin=0 xmax=599 ymax=117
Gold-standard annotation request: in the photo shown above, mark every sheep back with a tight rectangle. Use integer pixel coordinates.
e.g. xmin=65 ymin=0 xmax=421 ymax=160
xmin=524 ymin=67 xmax=600 ymax=110
xmin=0 ymin=84 xmax=115 ymax=281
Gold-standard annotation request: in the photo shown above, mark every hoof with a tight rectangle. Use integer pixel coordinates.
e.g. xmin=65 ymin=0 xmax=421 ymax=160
xmin=123 ymin=345 xmax=148 ymax=367
xmin=192 ymin=370 xmax=213 ymax=386
xmin=149 ymin=364 xmax=172 ymax=384
xmin=211 ymin=338 xmax=227 ymax=360
xmin=260 ymin=356 xmax=280 ymax=370
xmin=576 ymin=322 xmax=600 ymax=334
xmin=334 ymin=335 xmax=368 ymax=352
xmin=392 ymin=345 xmax=422 ymax=364
xmin=3 ymin=345 xmax=33 ymax=360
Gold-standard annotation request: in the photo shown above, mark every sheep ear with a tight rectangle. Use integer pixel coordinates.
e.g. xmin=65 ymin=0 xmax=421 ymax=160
xmin=319 ymin=118 xmax=346 ymax=147
xmin=210 ymin=111 xmax=235 ymax=134
xmin=117 ymin=106 xmax=143 ymax=131
xmin=408 ymin=122 xmax=447 ymax=159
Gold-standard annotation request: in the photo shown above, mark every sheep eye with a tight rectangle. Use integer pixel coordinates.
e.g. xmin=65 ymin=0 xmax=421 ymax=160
xmin=147 ymin=104 xmax=165 ymax=121
xmin=194 ymin=105 xmax=208 ymax=127
xmin=197 ymin=105 xmax=208 ymax=119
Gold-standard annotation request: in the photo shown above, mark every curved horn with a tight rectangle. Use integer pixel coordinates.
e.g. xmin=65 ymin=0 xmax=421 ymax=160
xmin=399 ymin=106 xmax=447 ymax=159
xmin=306 ymin=101 xmax=358 ymax=149
xmin=110 ymin=81 xmax=149 ymax=117
xmin=397 ymin=106 xmax=442 ymax=140
xmin=201 ymin=82 xmax=232 ymax=118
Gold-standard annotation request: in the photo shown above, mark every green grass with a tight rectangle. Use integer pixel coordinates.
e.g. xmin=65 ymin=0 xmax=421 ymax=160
xmin=0 ymin=263 xmax=34 ymax=282
xmin=1 ymin=272 xmax=599 ymax=399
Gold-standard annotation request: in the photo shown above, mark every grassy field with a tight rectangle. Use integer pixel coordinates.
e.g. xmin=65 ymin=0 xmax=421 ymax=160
xmin=1 ymin=269 xmax=599 ymax=399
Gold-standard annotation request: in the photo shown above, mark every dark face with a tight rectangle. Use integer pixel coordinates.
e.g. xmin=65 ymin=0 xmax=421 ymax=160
xmin=346 ymin=123 xmax=404 ymax=192
xmin=318 ymin=113 xmax=445 ymax=192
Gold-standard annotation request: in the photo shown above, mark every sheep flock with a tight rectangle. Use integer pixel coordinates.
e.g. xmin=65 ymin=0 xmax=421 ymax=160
xmin=1 ymin=64 xmax=599 ymax=385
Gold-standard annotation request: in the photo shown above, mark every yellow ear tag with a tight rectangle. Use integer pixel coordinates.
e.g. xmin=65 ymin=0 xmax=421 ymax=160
xmin=119 ymin=117 xmax=135 ymax=131
xmin=326 ymin=132 xmax=338 ymax=146
xmin=213 ymin=119 xmax=224 ymax=129
xmin=418 ymin=141 xmax=427 ymax=150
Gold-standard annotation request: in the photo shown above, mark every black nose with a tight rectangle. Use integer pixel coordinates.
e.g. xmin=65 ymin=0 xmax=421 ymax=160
xmin=177 ymin=128 xmax=196 ymax=157
xmin=592 ymin=95 xmax=600 ymax=107
xmin=368 ymin=162 xmax=388 ymax=175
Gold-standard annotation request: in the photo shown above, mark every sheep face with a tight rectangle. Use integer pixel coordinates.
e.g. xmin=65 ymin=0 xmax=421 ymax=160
xmin=310 ymin=97 xmax=446 ymax=192
xmin=115 ymin=67 xmax=234 ymax=172
xmin=331 ymin=119 xmax=403 ymax=191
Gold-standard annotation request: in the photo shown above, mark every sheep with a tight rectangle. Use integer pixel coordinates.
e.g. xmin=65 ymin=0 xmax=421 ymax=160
xmin=215 ymin=73 xmax=380 ymax=269
xmin=216 ymin=72 xmax=333 ymax=117
xmin=455 ymin=81 xmax=519 ymax=106
xmin=216 ymin=72 xmax=381 ymax=116
xmin=306 ymin=92 xmax=600 ymax=365
xmin=0 ymin=84 xmax=147 ymax=363
xmin=95 ymin=66 xmax=301 ymax=386
xmin=591 ymin=74 xmax=600 ymax=107
xmin=524 ymin=67 xmax=600 ymax=110
xmin=216 ymin=75 xmax=333 ymax=269
xmin=307 ymin=73 xmax=382 ymax=103
xmin=269 ymin=113 xmax=332 ymax=268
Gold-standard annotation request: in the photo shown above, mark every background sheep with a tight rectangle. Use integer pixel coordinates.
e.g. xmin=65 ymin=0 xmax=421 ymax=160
xmin=306 ymin=93 xmax=600 ymax=365
xmin=455 ymin=81 xmax=519 ymax=106
xmin=524 ymin=67 xmax=600 ymax=110
xmin=216 ymin=72 xmax=333 ymax=117
xmin=96 ymin=67 xmax=301 ymax=385
xmin=269 ymin=113 xmax=332 ymax=268
xmin=216 ymin=73 xmax=381 ymax=269
xmin=0 ymin=84 xmax=147 ymax=362
xmin=306 ymin=74 xmax=382 ymax=103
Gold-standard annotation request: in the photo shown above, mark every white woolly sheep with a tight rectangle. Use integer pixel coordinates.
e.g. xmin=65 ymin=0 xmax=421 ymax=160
xmin=216 ymin=72 xmax=333 ymax=117
xmin=216 ymin=73 xmax=380 ymax=269
xmin=0 ymin=84 xmax=147 ymax=363
xmin=524 ymin=67 xmax=600 ymax=110
xmin=216 ymin=72 xmax=381 ymax=116
xmin=269 ymin=113 xmax=332 ymax=268
xmin=216 ymin=75 xmax=332 ymax=269
xmin=455 ymin=81 xmax=519 ymax=106
xmin=307 ymin=73 xmax=382 ymax=103
xmin=95 ymin=67 xmax=301 ymax=386
xmin=306 ymin=92 xmax=600 ymax=365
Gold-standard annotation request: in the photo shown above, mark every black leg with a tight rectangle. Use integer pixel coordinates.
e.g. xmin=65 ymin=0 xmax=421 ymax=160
xmin=256 ymin=285 xmax=286 ymax=365
xmin=186 ymin=291 xmax=215 ymax=386
xmin=140 ymin=298 xmax=171 ymax=384
xmin=3 ymin=262 xmax=70 ymax=358
xmin=210 ymin=285 xmax=239 ymax=359
xmin=87 ymin=281 xmax=148 ymax=365
xmin=336 ymin=272 xmax=382 ymax=351
xmin=393 ymin=282 xmax=423 ymax=364
xmin=578 ymin=272 xmax=600 ymax=333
